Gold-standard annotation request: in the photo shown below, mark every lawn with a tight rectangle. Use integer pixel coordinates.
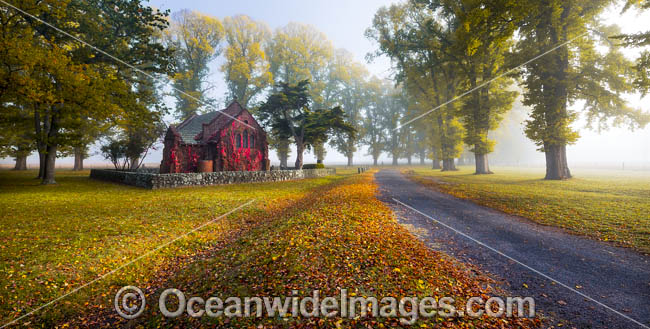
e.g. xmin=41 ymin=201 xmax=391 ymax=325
xmin=404 ymin=166 xmax=650 ymax=254
xmin=0 ymin=170 xmax=538 ymax=328
xmin=0 ymin=170 xmax=346 ymax=326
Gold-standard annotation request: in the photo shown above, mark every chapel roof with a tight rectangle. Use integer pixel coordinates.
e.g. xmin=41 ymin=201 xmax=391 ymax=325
xmin=174 ymin=101 xmax=245 ymax=143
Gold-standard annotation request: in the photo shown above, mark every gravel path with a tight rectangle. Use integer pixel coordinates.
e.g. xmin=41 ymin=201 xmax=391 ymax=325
xmin=375 ymin=170 xmax=650 ymax=329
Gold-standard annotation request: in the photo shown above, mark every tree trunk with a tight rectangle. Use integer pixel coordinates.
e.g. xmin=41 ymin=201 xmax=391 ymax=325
xmin=544 ymin=143 xmax=571 ymax=180
xmin=407 ymin=156 xmax=412 ymax=165
xmin=42 ymin=143 xmax=57 ymax=185
xmin=392 ymin=155 xmax=398 ymax=166
xmin=279 ymin=151 xmax=288 ymax=168
xmin=35 ymin=110 xmax=46 ymax=179
xmin=442 ymin=158 xmax=456 ymax=171
xmin=373 ymin=157 xmax=378 ymax=166
xmin=315 ymin=142 xmax=325 ymax=164
xmin=431 ymin=145 xmax=441 ymax=169
xmin=419 ymin=150 xmax=425 ymax=165
xmin=295 ymin=143 xmax=304 ymax=169
xmin=73 ymin=147 xmax=84 ymax=171
xmin=347 ymin=152 xmax=353 ymax=166
xmin=474 ymin=153 xmax=492 ymax=174
xmin=543 ymin=22 xmax=571 ymax=181
xmin=14 ymin=155 xmax=27 ymax=170
xmin=130 ymin=156 xmax=140 ymax=171
xmin=275 ymin=138 xmax=290 ymax=169
xmin=41 ymin=111 xmax=60 ymax=185
xmin=37 ymin=151 xmax=46 ymax=178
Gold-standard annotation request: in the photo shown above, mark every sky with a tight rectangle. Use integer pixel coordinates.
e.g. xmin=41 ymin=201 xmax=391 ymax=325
xmin=1 ymin=0 xmax=649 ymax=168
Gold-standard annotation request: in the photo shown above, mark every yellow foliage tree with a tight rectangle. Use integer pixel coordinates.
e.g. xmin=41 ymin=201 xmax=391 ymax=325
xmin=221 ymin=15 xmax=273 ymax=108
xmin=166 ymin=10 xmax=224 ymax=119
xmin=267 ymin=22 xmax=333 ymax=104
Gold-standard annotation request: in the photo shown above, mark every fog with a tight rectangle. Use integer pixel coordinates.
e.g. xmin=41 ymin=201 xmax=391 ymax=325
xmin=2 ymin=0 xmax=649 ymax=170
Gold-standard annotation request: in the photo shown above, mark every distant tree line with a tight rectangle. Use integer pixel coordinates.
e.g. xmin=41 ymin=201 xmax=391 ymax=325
xmin=166 ymin=1 xmax=650 ymax=178
xmin=1 ymin=0 xmax=649 ymax=182
xmin=0 ymin=3 xmax=397 ymax=177
xmin=367 ymin=0 xmax=650 ymax=179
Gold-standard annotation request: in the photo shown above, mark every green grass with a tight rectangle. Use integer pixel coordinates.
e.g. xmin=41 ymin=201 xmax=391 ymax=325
xmin=405 ymin=166 xmax=650 ymax=253
xmin=329 ymin=165 xmax=365 ymax=176
xmin=0 ymin=170 xmax=348 ymax=326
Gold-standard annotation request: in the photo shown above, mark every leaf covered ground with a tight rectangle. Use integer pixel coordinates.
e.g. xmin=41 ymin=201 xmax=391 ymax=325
xmin=0 ymin=170 xmax=538 ymax=328
xmin=0 ymin=170 xmax=345 ymax=326
xmin=82 ymin=172 xmax=537 ymax=328
xmin=405 ymin=166 xmax=650 ymax=254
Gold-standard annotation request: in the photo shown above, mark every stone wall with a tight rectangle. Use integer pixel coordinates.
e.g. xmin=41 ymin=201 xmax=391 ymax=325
xmin=90 ymin=168 xmax=336 ymax=189
xmin=90 ymin=169 xmax=157 ymax=189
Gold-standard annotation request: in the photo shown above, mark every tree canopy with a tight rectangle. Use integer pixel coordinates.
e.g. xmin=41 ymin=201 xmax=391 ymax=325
xmin=165 ymin=9 xmax=223 ymax=120
xmin=0 ymin=0 xmax=172 ymax=183
xmin=367 ymin=0 xmax=649 ymax=177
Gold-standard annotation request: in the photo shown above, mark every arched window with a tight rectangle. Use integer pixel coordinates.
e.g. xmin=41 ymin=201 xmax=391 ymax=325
xmin=236 ymin=133 xmax=241 ymax=148
xmin=250 ymin=135 xmax=255 ymax=148
xmin=244 ymin=132 xmax=249 ymax=149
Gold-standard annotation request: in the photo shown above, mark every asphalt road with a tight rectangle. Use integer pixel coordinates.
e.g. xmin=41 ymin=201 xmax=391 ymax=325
xmin=375 ymin=170 xmax=650 ymax=329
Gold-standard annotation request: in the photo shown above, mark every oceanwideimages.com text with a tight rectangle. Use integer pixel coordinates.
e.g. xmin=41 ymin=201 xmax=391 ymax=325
xmin=115 ymin=286 xmax=535 ymax=324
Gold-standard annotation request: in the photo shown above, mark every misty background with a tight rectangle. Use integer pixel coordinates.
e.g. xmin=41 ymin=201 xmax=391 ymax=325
xmin=2 ymin=0 xmax=648 ymax=168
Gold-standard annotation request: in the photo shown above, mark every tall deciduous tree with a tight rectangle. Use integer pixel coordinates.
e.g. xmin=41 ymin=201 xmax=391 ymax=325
xmin=384 ymin=88 xmax=408 ymax=166
xmin=367 ymin=1 xmax=464 ymax=171
xmin=221 ymin=15 xmax=273 ymax=107
xmin=116 ymin=74 xmax=168 ymax=170
xmin=426 ymin=0 xmax=520 ymax=174
xmin=29 ymin=50 xmax=121 ymax=184
xmin=406 ymin=98 xmax=430 ymax=165
xmin=0 ymin=105 xmax=33 ymax=170
xmin=54 ymin=0 xmax=172 ymax=172
xmin=517 ymin=0 xmax=648 ymax=179
xmin=166 ymin=10 xmax=224 ymax=119
xmin=0 ymin=0 xmax=172 ymax=184
xmin=363 ymin=77 xmax=389 ymax=165
xmin=327 ymin=49 xmax=369 ymax=166
xmin=267 ymin=23 xmax=333 ymax=96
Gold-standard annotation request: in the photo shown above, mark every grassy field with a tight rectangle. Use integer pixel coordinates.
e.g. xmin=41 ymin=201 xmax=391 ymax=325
xmin=0 ymin=169 xmax=537 ymax=328
xmin=0 ymin=170 xmax=347 ymax=326
xmin=404 ymin=166 xmax=650 ymax=254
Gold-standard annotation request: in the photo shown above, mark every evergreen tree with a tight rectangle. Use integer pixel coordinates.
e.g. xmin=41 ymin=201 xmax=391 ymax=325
xmin=258 ymin=80 xmax=354 ymax=169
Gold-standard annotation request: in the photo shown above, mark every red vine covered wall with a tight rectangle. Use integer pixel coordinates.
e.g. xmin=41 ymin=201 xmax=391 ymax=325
xmin=160 ymin=104 xmax=268 ymax=174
